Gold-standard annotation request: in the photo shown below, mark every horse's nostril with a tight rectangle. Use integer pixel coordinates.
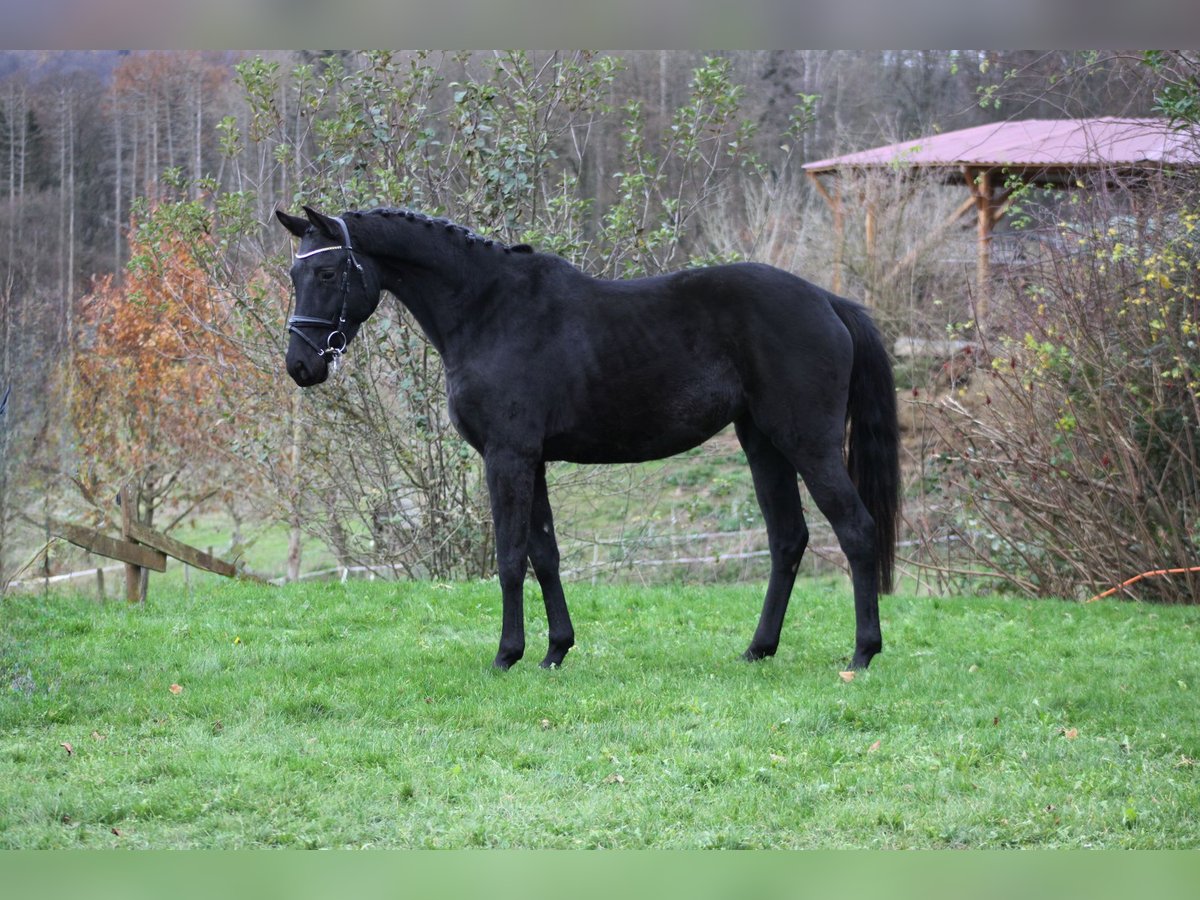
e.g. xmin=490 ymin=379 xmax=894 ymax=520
xmin=287 ymin=352 xmax=327 ymax=387
xmin=288 ymin=358 xmax=313 ymax=386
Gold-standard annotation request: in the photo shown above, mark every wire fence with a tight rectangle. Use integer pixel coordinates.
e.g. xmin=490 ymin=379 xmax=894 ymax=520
xmin=6 ymin=522 xmax=977 ymax=596
xmin=6 ymin=524 xmax=850 ymax=594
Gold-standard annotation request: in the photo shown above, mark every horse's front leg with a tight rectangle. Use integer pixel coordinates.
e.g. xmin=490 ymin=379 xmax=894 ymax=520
xmin=485 ymin=449 xmax=537 ymax=669
xmin=528 ymin=462 xmax=574 ymax=668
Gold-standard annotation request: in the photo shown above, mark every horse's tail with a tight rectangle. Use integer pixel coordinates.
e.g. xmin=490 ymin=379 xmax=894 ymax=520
xmin=830 ymin=296 xmax=900 ymax=593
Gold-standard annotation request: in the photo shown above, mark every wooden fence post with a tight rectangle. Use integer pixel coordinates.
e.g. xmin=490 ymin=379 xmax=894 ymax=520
xmin=120 ymin=485 xmax=143 ymax=604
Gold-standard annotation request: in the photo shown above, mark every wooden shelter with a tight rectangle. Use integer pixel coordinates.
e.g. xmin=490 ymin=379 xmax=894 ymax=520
xmin=802 ymin=117 xmax=1200 ymax=320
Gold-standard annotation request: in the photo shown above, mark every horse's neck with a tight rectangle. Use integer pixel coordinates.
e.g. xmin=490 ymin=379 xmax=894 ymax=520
xmin=370 ymin=226 xmax=494 ymax=360
xmin=355 ymin=214 xmax=525 ymax=360
xmin=377 ymin=269 xmax=449 ymax=357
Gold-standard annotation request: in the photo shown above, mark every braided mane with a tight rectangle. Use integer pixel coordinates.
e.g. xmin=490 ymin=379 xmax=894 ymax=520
xmin=348 ymin=207 xmax=534 ymax=254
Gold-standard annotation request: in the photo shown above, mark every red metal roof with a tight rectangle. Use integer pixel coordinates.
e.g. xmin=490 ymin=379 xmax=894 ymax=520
xmin=803 ymin=118 xmax=1200 ymax=174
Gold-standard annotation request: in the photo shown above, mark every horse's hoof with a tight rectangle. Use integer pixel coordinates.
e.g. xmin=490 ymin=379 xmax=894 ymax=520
xmin=742 ymin=645 xmax=776 ymax=662
xmin=849 ymin=651 xmax=878 ymax=670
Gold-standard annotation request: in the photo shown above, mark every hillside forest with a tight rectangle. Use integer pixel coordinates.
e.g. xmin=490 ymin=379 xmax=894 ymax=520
xmin=2 ymin=50 xmax=1199 ymax=603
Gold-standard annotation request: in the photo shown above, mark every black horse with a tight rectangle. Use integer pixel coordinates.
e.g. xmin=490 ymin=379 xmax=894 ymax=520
xmin=276 ymin=206 xmax=900 ymax=671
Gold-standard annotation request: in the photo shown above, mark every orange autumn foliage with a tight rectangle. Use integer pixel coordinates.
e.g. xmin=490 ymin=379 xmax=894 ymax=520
xmin=72 ymin=225 xmax=243 ymax=501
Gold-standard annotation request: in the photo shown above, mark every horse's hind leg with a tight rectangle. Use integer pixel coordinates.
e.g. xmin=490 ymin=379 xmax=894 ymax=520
xmin=528 ymin=462 xmax=575 ymax=668
xmin=789 ymin=440 xmax=882 ymax=669
xmin=736 ymin=415 xmax=809 ymax=661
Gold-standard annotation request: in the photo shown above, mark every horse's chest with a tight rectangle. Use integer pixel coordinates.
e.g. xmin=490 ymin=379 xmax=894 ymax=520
xmin=446 ymin=374 xmax=532 ymax=451
xmin=445 ymin=382 xmax=486 ymax=451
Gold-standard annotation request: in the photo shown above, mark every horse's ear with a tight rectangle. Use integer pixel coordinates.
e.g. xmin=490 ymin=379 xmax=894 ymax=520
xmin=302 ymin=205 xmax=342 ymax=242
xmin=276 ymin=209 xmax=310 ymax=238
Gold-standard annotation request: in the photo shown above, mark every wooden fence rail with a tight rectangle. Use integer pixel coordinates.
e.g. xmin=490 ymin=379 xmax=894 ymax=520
xmin=53 ymin=520 xmax=167 ymax=573
xmin=123 ymin=521 xmax=236 ymax=578
xmin=48 ymin=502 xmax=254 ymax=602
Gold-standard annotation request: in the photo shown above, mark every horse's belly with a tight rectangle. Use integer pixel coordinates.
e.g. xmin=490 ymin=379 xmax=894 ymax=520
xmin=544 ymin=430 xmax=717 ymax=464
xmin=544 ymin=379 xmax=743 ymax=463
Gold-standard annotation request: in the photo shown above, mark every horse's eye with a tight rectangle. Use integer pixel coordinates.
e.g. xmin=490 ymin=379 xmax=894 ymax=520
xmin=316 ymin=269 xmax=336 ymax=284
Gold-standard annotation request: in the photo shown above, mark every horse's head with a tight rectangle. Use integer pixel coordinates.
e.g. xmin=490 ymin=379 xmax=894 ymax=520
xmin=276 ymin=206 xmax=382 ymax=387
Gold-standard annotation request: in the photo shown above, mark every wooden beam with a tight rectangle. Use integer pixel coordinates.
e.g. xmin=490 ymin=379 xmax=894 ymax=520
xmin=54 ymin=521 xmax=168 ymax=573
xmin=124 ymin=521 xmax=238 ymax=578
xmin=881 ymin=192 xmax=977 ymax=286
xmin=806 ymin=169 xmax=837 ymax=208
xmin=990 ymin=187 xmax=1018 ymax=227
xmin=807 ymin=170 xmax=845 ymax=293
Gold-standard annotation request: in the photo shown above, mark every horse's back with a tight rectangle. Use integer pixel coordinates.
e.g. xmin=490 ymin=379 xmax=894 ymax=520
xmin=526 ymin=262 xmax=854 ymax=462
xmin=588 ymin=262 xmax=854 ymax=401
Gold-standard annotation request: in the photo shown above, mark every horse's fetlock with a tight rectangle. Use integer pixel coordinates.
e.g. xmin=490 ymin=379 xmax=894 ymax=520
xmin=549 ymin=628 xmax=574 ymax=648
xmin=494 ymin=643 xmax=525 ymax=669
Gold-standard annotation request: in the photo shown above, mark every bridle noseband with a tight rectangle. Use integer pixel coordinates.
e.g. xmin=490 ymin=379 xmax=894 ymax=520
xmin=288 ymin=216 xmax=365 ymax=367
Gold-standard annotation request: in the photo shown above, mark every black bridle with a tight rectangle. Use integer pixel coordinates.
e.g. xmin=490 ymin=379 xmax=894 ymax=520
xmin=287 ymin=215 xmax=365 ymax=366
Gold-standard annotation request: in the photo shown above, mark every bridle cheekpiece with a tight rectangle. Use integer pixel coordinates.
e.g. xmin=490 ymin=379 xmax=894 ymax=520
xmin=287 ymin=216 xmax=365 ymax=369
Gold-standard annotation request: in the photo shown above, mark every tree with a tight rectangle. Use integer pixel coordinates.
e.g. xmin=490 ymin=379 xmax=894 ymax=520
xmin=70 ymin=205 xmax=255 ymax=596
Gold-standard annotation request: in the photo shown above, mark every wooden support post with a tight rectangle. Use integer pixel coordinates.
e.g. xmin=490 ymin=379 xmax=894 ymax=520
xmin=120 ymin=485 xmax=143 ymax=604
xmin=831 ymin=182 xmax=845 ymax=294
xmin=968 ymin=166 xmax=994 ymax=328
xmin=976 ymin=168 xmax=992 ymax=302
xmin=864 ymin=193 xmax=877 ymax=307
xmin=96 ymin=567 xmax=105 ymax=601
xmin=43 ymin=513 xmax=51 ymax=595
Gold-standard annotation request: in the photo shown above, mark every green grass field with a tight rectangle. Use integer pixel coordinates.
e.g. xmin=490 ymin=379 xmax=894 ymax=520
xmin=2 ymin=577 xmax=1198 ymax=848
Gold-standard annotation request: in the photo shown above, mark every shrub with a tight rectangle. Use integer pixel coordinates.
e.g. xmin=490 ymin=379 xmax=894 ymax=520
xmin=927 ymin=175 xmax=1200 ymax=602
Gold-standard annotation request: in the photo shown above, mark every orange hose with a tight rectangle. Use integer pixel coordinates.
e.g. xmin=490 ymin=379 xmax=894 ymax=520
xmin=1086 ymin=566 xmax=1200 ymax=603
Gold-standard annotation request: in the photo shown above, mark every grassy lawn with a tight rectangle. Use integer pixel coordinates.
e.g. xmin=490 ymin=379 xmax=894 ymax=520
xmin=1 ymin=577 xmax=1198 ymax=848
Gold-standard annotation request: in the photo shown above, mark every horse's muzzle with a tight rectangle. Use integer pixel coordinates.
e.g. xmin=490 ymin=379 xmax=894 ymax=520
xmin=286 ymin=347 xmax=329 ymax=387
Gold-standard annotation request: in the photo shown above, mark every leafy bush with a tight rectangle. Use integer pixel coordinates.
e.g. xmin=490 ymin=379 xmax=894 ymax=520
xmin=927 ymin=178 xmax=1200 ymax=601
